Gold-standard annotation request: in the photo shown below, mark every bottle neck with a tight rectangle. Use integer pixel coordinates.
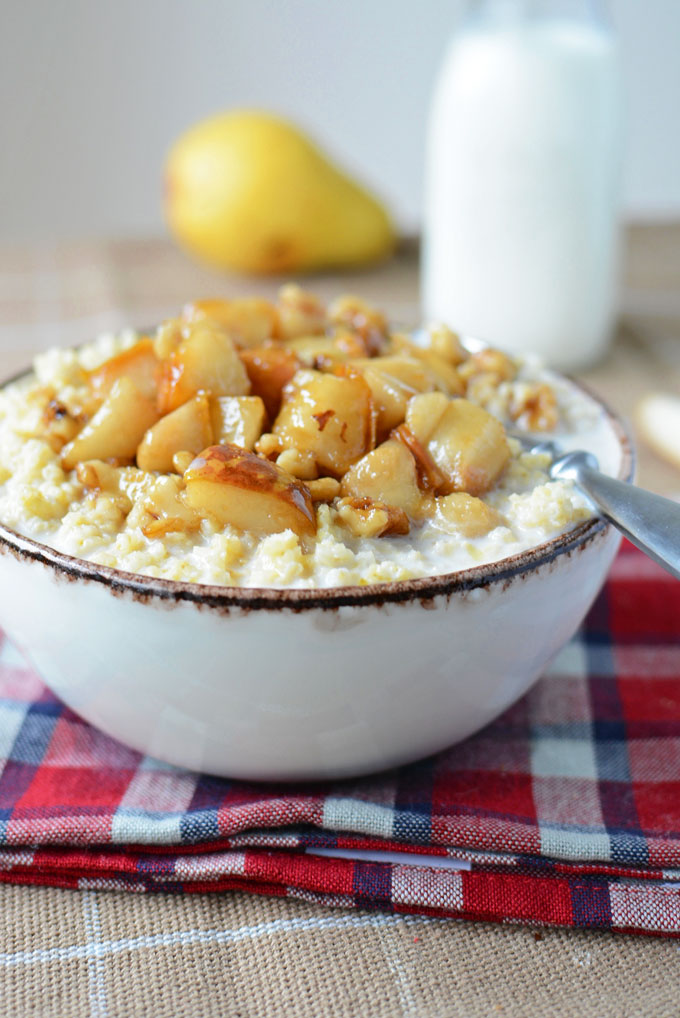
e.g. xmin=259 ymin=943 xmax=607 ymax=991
xmin=464 ymin=0 xmax=610 ymax=27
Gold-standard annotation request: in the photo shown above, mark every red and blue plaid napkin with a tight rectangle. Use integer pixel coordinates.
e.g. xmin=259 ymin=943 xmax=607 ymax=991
xmin=0 ymin=541 xmax=679 ymax=936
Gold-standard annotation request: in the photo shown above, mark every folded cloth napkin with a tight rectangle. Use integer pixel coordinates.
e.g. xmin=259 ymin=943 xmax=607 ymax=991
xmin=0 ymin=541 xmax=679 ymax=936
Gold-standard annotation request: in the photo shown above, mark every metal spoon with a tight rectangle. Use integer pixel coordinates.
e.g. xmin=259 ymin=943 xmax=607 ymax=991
xmin=515 ymin=436 xmax=680 ymax=580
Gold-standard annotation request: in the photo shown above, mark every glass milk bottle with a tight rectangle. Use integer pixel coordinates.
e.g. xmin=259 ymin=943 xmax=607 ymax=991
xmin=423 ymin=0 xmax=623 ymax=370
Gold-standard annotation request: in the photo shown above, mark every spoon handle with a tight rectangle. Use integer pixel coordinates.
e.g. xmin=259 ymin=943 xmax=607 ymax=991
xmin=552 ymin=453 xmax=680 ymax=580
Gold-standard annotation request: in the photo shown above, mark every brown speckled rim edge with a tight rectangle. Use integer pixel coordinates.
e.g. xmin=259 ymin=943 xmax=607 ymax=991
xmin=0 ymin=362 xmax=634 ymax=610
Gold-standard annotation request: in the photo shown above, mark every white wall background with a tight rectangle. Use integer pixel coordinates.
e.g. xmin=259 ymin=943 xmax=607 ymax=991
xmin=1 ymin=0 xmax=678 ymax=242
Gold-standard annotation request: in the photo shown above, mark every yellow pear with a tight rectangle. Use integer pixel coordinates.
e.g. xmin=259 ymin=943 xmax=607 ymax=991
xmin=164 ymin=111 xmax=395 ymax=274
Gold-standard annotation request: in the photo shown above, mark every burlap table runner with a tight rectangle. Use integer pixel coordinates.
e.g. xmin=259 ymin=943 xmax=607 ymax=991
xmin=3 ymin=885 xmax=678 ymax=1018
xmin=0 ymin=228 xmax=679 ymax=1016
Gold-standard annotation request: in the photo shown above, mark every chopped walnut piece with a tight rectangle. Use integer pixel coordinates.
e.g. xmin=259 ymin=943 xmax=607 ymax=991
xmin=307 ymin=477 xmax=341 ymax=502
xmin=464 ymin=372 xmax=505 ymax=409
xmin=509 ymin=384 xmax=559 ymax=432
xmin=40 ymin=397 xmax=81 ymax=452
xmin=459 ymin=348 xmax=517 ymax=383
xmin=459 ymin=349 xmax=517 ymax=403
xmin=76 ymin=459 xmax=126 ymax=493
xmin=328 ymin=296 xmax=388 ymax=356
xmin=75 ymin=460 xmax=135 ymax=517
xmin=77 ymin=461 xmax=153 ymax=504
xmin=336 ymin=497 xmax=409 ymax=538
xmin=276 ymin=448 xmax=318 ymax=480
xmin=255 ymin=432 xmax=284 ymax=459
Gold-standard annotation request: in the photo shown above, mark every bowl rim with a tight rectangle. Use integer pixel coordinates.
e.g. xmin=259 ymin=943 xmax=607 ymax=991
xmin=0 ymin=361 xmax=634 ymax=611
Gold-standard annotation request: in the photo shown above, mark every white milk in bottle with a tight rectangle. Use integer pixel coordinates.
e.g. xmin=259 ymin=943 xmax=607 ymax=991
xmin=423 ymin=0 xmax=623 ymax=370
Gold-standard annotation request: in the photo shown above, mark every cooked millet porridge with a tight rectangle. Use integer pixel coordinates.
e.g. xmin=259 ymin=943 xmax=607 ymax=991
xmin=0 ymin=288 xmax=603 ymax=588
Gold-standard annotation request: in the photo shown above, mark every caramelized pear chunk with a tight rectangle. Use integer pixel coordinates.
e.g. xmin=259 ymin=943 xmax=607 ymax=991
xmin=153 ymin=319 xmax=183 ymax=360
xmin=184 ymin=444 xmax=316 ymax=536
xmin=391 ymin=423 xmax=447 ymax=493
xmin=421 ymin=352 xmax=465 ymax=396
xmin=210 ymin=395 xmax=267 ymax=451
xmin=283 ymin=335 xmax=348 ymax=369
xmin=459 ymin=349 xmax=518 ymax=408
xmin=341 ymin=440 xmax=423 ymax=518
xmin=434 ymin=493 xmax=506 ymax=537
xmin=352 ymin=356 xmax=434 ymax=438
xmin=137 ymin=395 xmax=213 ymax=473
xmin=157 ymin=320 xmax=250 ymax=415
xmin=182 ymin=298 xmax=278 ymax=349
xmin=407 ymin=395 xmax=510 ymax=496
xmin=239 ymin=347 xmax=301 ymax=419
xmin=61 ymin=378 xmax=159 ymax=471
xmin=276 ymin=284 xmax=326 ymax=340
xmin=427 ymin=324 xmax=466 ymax=366
xmin=90 ymin=338 xmax=159 ymax=401
xmin=283 ymin=331 xmax=373 ymax=368
xmin=141 ymin=475 xmax=202 ymax=537
xmin=391 ymin=335 xmax=464 ymax=395
xmin=336 ymin=497 xmax=409 ymax=538
xmin=404 ymin=392 xmax=449 ymax=444
xmin=273 ymin=369 xmax=374 ymax=477
xmin=331 ymin=329 xmax=371 ymax=359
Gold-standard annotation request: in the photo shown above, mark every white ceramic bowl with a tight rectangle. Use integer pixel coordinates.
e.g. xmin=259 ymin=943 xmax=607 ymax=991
xmin=0 ymin=369 xmax=632 ymax=780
